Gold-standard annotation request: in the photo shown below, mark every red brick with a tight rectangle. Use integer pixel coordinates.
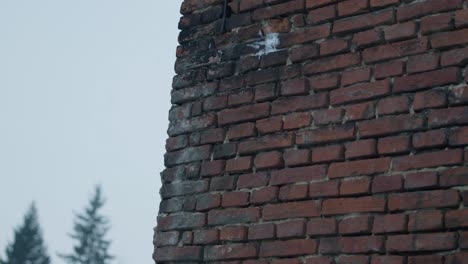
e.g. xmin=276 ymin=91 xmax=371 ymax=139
xmin=313 ymin=108 xmax=343 ymax=125
xmin=254 ymin=83 xmax=277 ymax=102
xmin=284 ymin=112 xmax=312 ymax=129
xmin=428 ymin=106 xmax=468 ymax=128
xmin=338 ymin=0 xmax=369 ymax=16
xmin=204 ymin=243 xmax=257 ymax=260
xmin=280 ymin=78 xmax=309 ymax=96
xmin=276 ymin=220 xmax=305 ymax=238
xmin=336 ymin=255 xmax=369 ymax=264
xmin=441 ymin=47 xmax=468 ymax=66
xmin=228 ymin=90 xmax=253 ymax=106
xmin=252 ymin=0 xmax=305 ymax=21
xmin=363 ymin=37 xmax=428 ymax=63
xmin=397 ymin=0 xmax=462 ymax=21
xmin=227 ymin=123 xmax=255 ymax=140
xmin=306 ymin=0 xmax=336 ymax=9
xmin=208 ymin=207 xmax=260 ymax=225
xmin=358 ymin=115 xmax=424 ymax=138
xmin=404 ymin=171 xmax=438 ymax=190
xmin=341 ymin=68 xmax=371 ymax=86
xmin=239 ymin=132 xmax=294 ymax=154
xmin=322 ymin=196 xmax=386 ymax=215
xmin=319 ymin=236 xmax=384 ymax=254
xmin=309 ymin=73 xmax=340 ymax=90
xmin=431 ymin=28 xmax=468 ymax=48
xmin=413 ymin=89 xmax=447 ymax=111
xmin=377 ymin=96 xmax=410 ymax=115
xmin=387 ymin=233 xmax=456 ymax=252
xmin=339 ymin=215 xmax=372 ymax=234
xmin=393 ymin=149 xmax=463 ymax=171
xmin=307 ymin=5 xmax=336 ymax=24
xmin=248 ymin=223 xmax=275 ymax=240
xmin=328 ymin=157 xmax=391 ymax=178
xmin=408 ymin=210 xmax=443 ymax=231
xmin=236 ymin=172 xmax=266 ymax=189
xmin=201 ymin=160 xmax=225 ymax=177
xmin=311 ymin=145 xmax=344 ymax=163
xmin=254 ymin=151 xmax=283 ymax=170
xmin=226 ymin=156 xmax=252 ymax=173
xmin=239 ymin=0 xmax=263 ymax=12
xmin=371 ymin=256 xmax=404 ymax=264
xmin=440 ymin=167 xmax=468 ymax=187
xmin=345 ymin=139 xmax=377 ymax=159
xmin=384 ymin=22 xmax=417 ymax=41
xmin=331 ymin=79 xmax=390 ymax=105
xmin=408 ymin=255 xmax=444 ymax=264
xmin=408 ymin=53 xmax=439 ymax=74
xmin=455 ymin=8 xmax=468 ymax=27
xmin=374 ymin=60 xmax=405 ymax=79
xmin=263 ymin=200 xmax=321 ymax=220
xmin=412 ymin=129 xmax=447 ymax=149
xmin=290 ymin=44 xmax=320 ymax=63
xmin=340 ymin=178 xmax=371 ymax=195
xmin=250 ymin=186 xmax=278 ymax=204
xmin=219 ymin=226 xmax=247 ymax=241
xmin=279 ymin=184 xmax=308 ymax=201
xmin=260 ymin=239 xmax=317 ymax=257
xmin=272 ymin=259 xmax=301 ymax=264
xmin=421 ymin=13 xmax=452 ymax=34
xmin=279 ymin=24 xmax=331 ymax=47
xmin=446 ymin=209 xmax=468 ymax=228
xmin=166 ymin=135 xmax=188 ymax=151
xmin=309 ymin=180 xmax=340 ymax=198
xmin=222 ymin=191 xmax=249 ymax=207
xmin=460 ymin=231 xmax=468 ymax=249
xmin=372 ymin=214 xmax=407 ymax=234
xmin=388 ymin=189 xmax=460 ymax=211
xmin=370 ymin=0 xmax=399 ymax=8
xmin=450 ymin=126 xmax=468 ymax=146
xmin=333 ymin=10 xmax=394 ymax=34
xmin=372 ymin=175 xmax=403 ymax=193
xmin=305 ymin=257 xmax=333 ymax=264
xmin=344 ymin=102 xmax=375 ymax=121
xmin=271 ymin=93 xmax=329 ymax=115
xmin=320 ymin=39 xmax=349 ymax=56
xmin=218 ymin=103 xmax=270 ymax=125
xmin=303 ymin=53 xmax=361 ymax=75
xmin=297 ymin=124 xmax=355 ymax=145
xmin=284 ymin=149 xmax=310 ymax=167
xmin=306 ymin=218 xmax=337 ymax=236
xmin=445 ymin=252 xmax=468 ymax=264
xmin=256 ymin=116 xmax=282 ymax=134
xmin=353 ymin=28 xmax=382 ymax=48
xmin=270 ymin=165 xmax=327 ymax=185
xmin=394 ymin=67 xmax=459 ymax=93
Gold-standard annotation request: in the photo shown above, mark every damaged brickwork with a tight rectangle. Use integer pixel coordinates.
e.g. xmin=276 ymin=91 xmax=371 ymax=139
xmin=154 ymin=0 xmax=468 ymax=263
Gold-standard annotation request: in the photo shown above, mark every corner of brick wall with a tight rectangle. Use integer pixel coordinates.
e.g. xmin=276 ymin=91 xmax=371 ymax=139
xmin=154 ymin=0 xmax=468 ymax=263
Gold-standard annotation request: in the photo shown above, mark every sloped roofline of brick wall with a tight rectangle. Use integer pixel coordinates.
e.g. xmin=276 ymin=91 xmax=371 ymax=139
xmin=154 ymin=0 xmax=468 ymax=263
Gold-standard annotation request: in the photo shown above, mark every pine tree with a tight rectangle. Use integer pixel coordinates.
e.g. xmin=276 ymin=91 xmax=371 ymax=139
xmin=1 ymin=203 xmax=51 ymax=264
xmin=59 ymin=185 xmax=113 ymax=264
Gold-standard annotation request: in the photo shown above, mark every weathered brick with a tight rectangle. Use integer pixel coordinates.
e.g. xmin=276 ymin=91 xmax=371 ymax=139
xmin=388 ymin=189 xmax=460 ymax=211
xmin=333 ymin=10 xmax=394 ymax=34
xmin=260 ymin=239 xmax=317 ymax=257
xmin=387 ymin=233 xmax=456 ymax=252
xmin=303 ymin=53 xmax=361 ymax=75
xmin=358 ymin=115 xmax=424 ymax=138
xmin=408 ymin=210 xmax=443 ymax=231
xmin=319 ymin=236 xmax=384 ymax=254
xmin=431 ymin=28 xmax=468 ymax=48
xmin=397 ymin=0 xmax=462 ymax=21
xmin=263 ymin=200 xmax=320 ymax=220
xmin=393 ymin=67 xmax=459 ymax=93
xmin=218 ymin=103 xmax=270 ymax=125
xmin=276 ymin=220 xmax=305 ymax=238
xmin=204 ymin=243 xmax=257 ymax=260
xmin=154 ymin=246 xmax=202 ymax=262
xmin=272 ymin=93 xmax=328 ymax=115
xmin=363 ymin=37 xmax=428 ymax=63
xmin=307 ymin=218 xmax=337 ymax=236
xmin=372 ymin=214 xmax=407 ymax=234
xmin=208 ymin=207 xmax=260 ymax=225
xmin=297 ymin=124 xmax=355 ymax=145
xmin=392 ymin=149 xmax=463 ymax=171
xmin=239 ymin=132 xmax=294 ymax=154
xmin=322 ymin=196 xmax=386 ymax=215
xmin=331 ymin=79 xmax=390 ymax=105
xmin=328 ymin=157 xmax=391 ymax=178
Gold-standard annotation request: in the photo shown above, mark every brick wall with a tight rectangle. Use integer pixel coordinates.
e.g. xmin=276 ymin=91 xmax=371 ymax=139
xmin=154 ymin=0 xmax=468 ymax=263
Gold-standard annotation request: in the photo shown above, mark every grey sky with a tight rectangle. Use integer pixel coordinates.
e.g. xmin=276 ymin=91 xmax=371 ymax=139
xmin=0 ymin=1 xmax=182 ymax=263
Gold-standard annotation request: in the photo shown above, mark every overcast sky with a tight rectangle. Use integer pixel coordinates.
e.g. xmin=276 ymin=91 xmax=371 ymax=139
xmin=0 ymin=1 xmax=182 ymax=263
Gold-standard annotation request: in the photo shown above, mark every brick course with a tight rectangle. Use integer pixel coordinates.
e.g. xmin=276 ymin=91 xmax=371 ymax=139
xmin=155 ymin=0 xmax=468 ymax=262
